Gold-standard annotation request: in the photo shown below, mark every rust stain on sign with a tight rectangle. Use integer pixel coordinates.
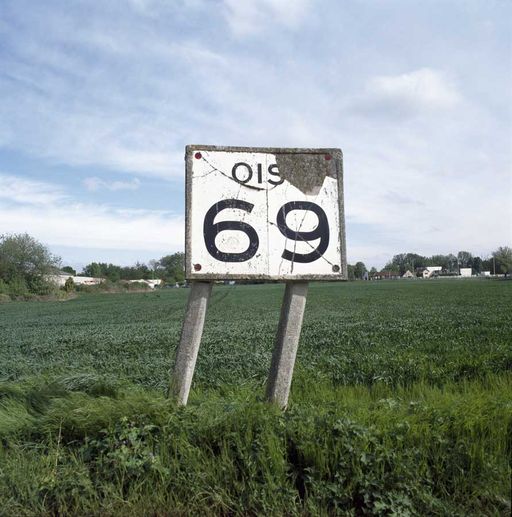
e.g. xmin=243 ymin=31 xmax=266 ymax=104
xmin=275 ymin=153 xmax=338 ymax=195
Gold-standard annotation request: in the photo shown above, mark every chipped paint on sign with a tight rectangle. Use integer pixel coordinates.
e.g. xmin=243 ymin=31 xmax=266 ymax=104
xmin=185 ymin=145 xmax=346 ymax=280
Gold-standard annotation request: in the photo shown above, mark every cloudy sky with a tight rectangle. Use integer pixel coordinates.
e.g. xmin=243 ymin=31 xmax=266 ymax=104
xmin=0 ymin=0 xmax=510 ymax=270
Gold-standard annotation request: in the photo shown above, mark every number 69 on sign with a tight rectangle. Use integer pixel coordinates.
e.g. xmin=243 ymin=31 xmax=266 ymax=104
xmin=185 ymin=146 xmax=347 ymax=281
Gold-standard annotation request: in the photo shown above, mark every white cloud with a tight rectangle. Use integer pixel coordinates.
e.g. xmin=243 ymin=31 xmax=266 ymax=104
xmin=0 ymin=202 xmax=184 ymax=252
xmin=343 ymin=139 xmax=511 ymax=266
xmin=83 ymin=177 xmax=141 ymax=192
xmin=0 ymin=173 xmax=67 ymax=205
xmin=0 ymin=94 xmax=183 ymax=179
xmin=0 ymin=173 xmax=183 ymax=253
xmin=355 ymin=68 xmax=462 ymax=117
xmin=0 ymin=6 xmax=225 ymax=179
xmin=222 ymin=0 xmax=312 ymax=36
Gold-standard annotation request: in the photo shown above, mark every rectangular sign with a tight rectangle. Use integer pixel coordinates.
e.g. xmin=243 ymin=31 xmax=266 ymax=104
xmin=185 ymin=145 xmax=346 ymax=280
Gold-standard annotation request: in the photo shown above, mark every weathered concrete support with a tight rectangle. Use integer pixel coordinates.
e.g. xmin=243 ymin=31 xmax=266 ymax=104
xmin=266 ymin=281 xmax=309 ymax=409
xmin=170 ymin=281 xmax=212 ymax=405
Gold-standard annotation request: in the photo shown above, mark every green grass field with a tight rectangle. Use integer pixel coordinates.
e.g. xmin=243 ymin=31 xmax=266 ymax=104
xmin=0 ymin=279 xmax=511 ymax=515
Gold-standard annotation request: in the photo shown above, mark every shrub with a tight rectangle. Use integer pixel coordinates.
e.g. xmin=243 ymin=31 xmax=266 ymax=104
xmin=8 ymin=276 xmax=29 ymax=297
xmin=28 ymin=276 xmax=58 ymax=296
xmin=0 ymin=278 xmax=8 ymax=294
xmin=64 ymin=277 xmax=75 ymax=293
xmin=125 ymin=281 xmax=150 ymax=291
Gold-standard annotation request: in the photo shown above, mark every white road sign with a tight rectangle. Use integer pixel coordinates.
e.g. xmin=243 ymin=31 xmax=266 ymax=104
xmin=185 ymin=146 xmax=346 ymax=280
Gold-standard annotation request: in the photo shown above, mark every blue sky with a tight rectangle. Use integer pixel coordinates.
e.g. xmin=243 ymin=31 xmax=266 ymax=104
xmin=0 ymin=0 xmax=510 ymax=270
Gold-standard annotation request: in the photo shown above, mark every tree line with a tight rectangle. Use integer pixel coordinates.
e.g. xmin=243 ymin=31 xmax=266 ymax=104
xmin=0 ymin=233 xmax=185 ymax=300
xmin=67 ymin=253 xmax=185 ymax=284
xmin=1 ymin=233 xmax=511 ymax=299
xmin=348 ymin=248 xmax=512 ymax=280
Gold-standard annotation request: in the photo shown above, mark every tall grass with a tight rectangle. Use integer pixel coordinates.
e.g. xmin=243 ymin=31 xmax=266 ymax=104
xmin=0 ymin=373 xmax=510 ymax=515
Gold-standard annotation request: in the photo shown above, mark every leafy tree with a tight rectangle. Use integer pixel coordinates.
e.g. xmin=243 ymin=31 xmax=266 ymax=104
xmin=0 ymin=234 xmax=60 ymax=295
xmin=481 ymin=257 xmax=494 ymax=273
xmin=82 ymin=262 xmax=103 ymax=278
xmin=148 ymin=259 xmax=161 ymax=279
xmin=457 ymin=251 xmax=473 ymax=268
xmin=472 ymin=256 xmax=482 ymax=274
xmin=493 ymin=246 xmax=512 ymax=276
xmin=81 ymin=262 xmax=118 ymax=281
xmin=132 ymin=261 xmax=150 ymax=280
xmin=0 ymin=278 xmax=9 ymax=295
xmin=383 ymin=262 xmax=400 ymax=274
xmin=61 ymin=266 xmax=76 ymax=276
xmin=385 ymin=254 xmax=406 ymax=274
xmin=353 ymin=262 xmax=367 ymax=280
xmin=82 ymin=260 xmax=165 ymax=282
xmin=386 ymin=253 xmax=427 ymax=275
xmin=429 ymin=254 xmax=452 ymax=270
xmin=103 ymin=263 xmax=121 ymax=282
xmin=347 ymin=264 xmax=355 ymax=281
xmin=159 ymin=253 xmax=185 ymax=283
xmin=370 ymin=267 xmax=377 ymax=275
xmin=8 ymin=276 xmax=29 ymax=297
xmin=445 ymin=254 xmax=458 ymax=273
xmin=115 ymin=262 xmax=151 ymax=281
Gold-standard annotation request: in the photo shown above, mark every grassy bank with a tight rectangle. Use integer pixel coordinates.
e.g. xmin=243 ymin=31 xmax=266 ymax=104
xmin=0 ymin=374 xmax=510 ymax=516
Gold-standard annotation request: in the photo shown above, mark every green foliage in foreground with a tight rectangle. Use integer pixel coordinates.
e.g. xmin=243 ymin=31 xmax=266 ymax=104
xmin=0 ymin=374 xmax=510 ymax=516
xmin=0 ymin=279 xmax=511 ymax=515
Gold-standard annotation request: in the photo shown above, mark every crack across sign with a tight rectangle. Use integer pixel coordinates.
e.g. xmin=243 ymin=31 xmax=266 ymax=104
xmin=269 ymin=220 xmax=336 ymax=269
xmin=278 ymin=180 xmax=290 ymax=275
xmin=198 ymin=155 xmax=265 ymax=191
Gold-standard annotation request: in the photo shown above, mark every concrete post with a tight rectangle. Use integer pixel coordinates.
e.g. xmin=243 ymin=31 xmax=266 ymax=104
xmin=266 ymin=281 xmax=309 ymax=409
xmin=169 ymin=281 xmax=212 ymax=405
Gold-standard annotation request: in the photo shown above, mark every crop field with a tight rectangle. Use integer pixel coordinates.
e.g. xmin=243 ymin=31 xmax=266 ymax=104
xmin=0 ymin=279 xmax=511 ymax=516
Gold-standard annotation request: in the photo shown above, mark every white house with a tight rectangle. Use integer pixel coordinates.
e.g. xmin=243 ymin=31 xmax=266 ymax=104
xmin=402 ymin=270 xmax=414 ymax=278
xmin=422 ymin=266 xmax=442 ymax=278
xmin=460 ymin=268 xmax=472 ymax=277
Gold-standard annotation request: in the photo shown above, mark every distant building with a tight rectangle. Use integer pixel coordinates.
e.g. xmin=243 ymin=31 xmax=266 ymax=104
xmin=126 ymin=279 xmax=162 ymax=289
xmin=482 ymin=271 xmax=491 ymax=277
xmin=460 ymin=268 xmax=472 ymax=277
xmin=402 ymin=270 xmax=414 ymax=279
xmin=418 ymin=266 xmax=442 ymax=278
xmin=370 ymin=270 xmax=400 ymax=280
xmin=48 ymin=272 xmax=104 ymax=287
